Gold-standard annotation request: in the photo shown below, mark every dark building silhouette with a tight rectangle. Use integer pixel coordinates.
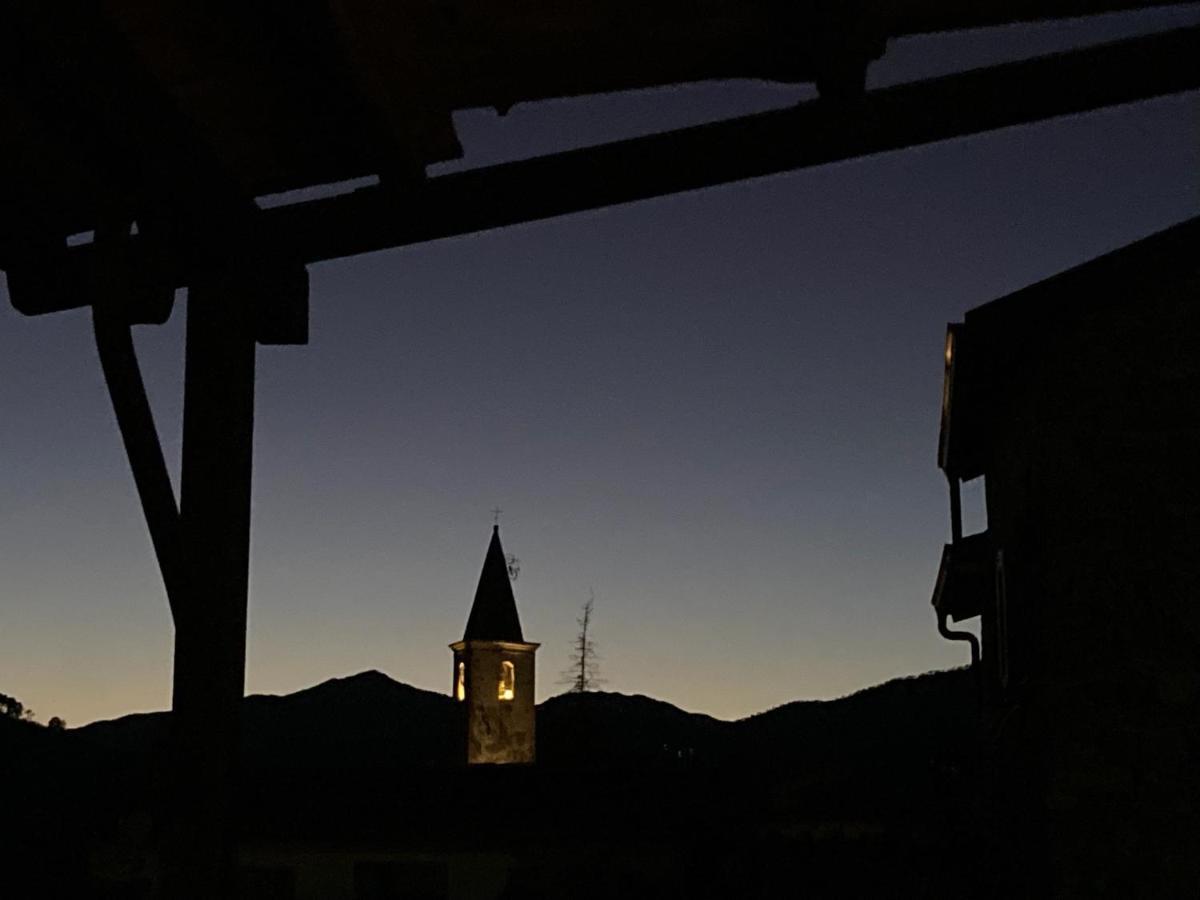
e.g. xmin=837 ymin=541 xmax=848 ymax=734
xmin=933 ymin=217 xmax=1200 ymax=897
xmin=450 ymin=527 xmax=539 ymax=764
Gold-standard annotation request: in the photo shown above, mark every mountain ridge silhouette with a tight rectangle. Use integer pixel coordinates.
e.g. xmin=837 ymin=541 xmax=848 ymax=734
xmin=62 ymin=665 xmax=976 ymax=774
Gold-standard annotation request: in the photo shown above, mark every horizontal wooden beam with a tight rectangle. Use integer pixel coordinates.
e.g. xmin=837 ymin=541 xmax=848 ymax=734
xmin=883 ymin=0 xmax=1200 ymax=36
xmin=8 ymin=25 xmax=1199 ymax=316
xmin=279 ymin=25 xmax=1200 ymax=265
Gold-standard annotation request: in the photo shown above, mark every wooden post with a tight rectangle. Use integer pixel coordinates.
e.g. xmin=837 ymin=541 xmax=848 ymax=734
xmin=160 ymin=271 xmax=257 ymax=898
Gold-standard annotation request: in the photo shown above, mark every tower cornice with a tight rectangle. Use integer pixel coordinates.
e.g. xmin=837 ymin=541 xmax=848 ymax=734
xmin=449 ymin=639 xmax=540 ymax=653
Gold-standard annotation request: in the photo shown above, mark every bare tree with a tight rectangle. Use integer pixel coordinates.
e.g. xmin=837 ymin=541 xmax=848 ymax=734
xmin=560 ymin=593 xmax=603 ymax=692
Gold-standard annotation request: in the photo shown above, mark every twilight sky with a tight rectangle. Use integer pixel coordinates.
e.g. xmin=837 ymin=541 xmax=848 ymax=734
xmin=2 ymin=7 xmax=1198 ymax=726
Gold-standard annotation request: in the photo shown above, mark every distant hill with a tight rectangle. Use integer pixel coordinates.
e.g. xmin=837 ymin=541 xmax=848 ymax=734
xmin=541 ymin=667 xmax=978 ymax=767
xmin=736 ymin=665 xmax=979 ymax=765
xmin=2 ymin=667 xmax=981 ymax=822
xmin=64 ymin=665 xmax=976 ymax=778
xmin=538 ymin=688 xmax=726 ymax=766
xmin=74 ymin=670 xmax=462 ymax=781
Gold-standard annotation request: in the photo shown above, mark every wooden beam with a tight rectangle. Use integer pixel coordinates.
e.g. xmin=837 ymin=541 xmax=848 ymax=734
xmin=0 ymin=5 xmax=257 ymax=231
xmin=161 ymin=269 xmax=259 ymax=899
xmin=8 ymin=26 xmax=1199 ymax=313
xmin=277 ymin=26 xmax=1200 ymax=264
xmin=883 ymin=0 xmax=1200 ymax=36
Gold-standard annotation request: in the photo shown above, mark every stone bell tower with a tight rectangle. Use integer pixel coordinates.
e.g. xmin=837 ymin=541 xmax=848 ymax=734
xmin=449 ymin=526 xmax=539 ymax=764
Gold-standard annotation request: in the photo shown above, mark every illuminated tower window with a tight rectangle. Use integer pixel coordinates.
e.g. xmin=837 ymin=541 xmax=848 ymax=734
xmin=498 ymin=661 xmax=515 ymax=701
xmin=456 ymin=662 xmax=466 ymax=701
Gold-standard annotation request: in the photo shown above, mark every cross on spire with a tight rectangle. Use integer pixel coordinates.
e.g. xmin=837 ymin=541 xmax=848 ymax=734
xmin=491 ymin=506 xmax=503 ymax=527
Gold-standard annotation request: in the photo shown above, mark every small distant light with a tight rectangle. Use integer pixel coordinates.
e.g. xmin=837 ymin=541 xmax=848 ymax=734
xmin=944 ymin=331 xmax=955 ymax=367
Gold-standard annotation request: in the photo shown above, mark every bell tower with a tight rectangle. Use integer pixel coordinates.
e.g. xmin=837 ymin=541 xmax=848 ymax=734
xmin=449 ymin=526 xmax=539 ymax=764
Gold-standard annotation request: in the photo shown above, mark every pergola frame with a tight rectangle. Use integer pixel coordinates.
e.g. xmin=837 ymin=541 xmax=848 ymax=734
xmin=10 ymin=26 xmax=1199 ymax=317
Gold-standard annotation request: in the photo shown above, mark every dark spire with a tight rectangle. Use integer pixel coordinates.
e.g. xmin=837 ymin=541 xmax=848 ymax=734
xmin=463 ymin=526 xmax=524 ymax=641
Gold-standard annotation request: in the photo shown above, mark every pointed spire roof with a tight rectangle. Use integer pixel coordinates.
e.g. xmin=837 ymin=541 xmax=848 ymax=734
xmin=463 ymin=526 xmax=524 ymax=641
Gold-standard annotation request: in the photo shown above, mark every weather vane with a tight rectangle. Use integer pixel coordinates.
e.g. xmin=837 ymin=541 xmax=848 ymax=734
xmin=491 ymin=506 xmax=503 ymax=527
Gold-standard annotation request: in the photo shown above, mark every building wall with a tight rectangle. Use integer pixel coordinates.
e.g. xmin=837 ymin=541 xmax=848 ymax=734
xmin=452 ymin=641 xmax=537 ymax=765
xmin=976 ymin=273 xmax=1200 ymax=896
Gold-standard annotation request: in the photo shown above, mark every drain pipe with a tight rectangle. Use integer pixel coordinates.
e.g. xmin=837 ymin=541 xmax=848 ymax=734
xmin=937 ymin=609 xmax=980 ymax=668
xmin=941 ymin=471 xmax=980 ymax=669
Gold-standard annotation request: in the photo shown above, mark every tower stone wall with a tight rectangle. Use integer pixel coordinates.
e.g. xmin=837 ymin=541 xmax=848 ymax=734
xmin=451 ymin=639 xmax=537 ymax=764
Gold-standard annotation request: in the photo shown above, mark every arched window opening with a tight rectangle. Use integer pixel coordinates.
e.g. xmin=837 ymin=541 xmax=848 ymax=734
xmin=498 ymin=661 xmax=515 ymax=701
xmin=456 ymin=662 xmax=466 ymax=701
